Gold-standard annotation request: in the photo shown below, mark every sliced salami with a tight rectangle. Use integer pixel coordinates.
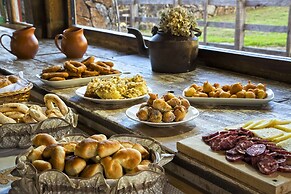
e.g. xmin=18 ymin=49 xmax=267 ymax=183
xmin=246 ymin=144 xmax=266 ymax=157
xmin=226 ymin=154 xmax=244 ymax=162
xmin=257 ymin=156 xmax=278 ymax=175
xmin=277 ymin=165 xmax=291 ymax=173
xmin=235 ymin=140 xmax=254 ymax=154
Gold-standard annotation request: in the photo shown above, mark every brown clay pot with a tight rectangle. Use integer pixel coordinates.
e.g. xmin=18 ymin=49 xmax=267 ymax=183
xmin=55 ymin=27 xmax=88 ymax=58
xmin=0 ymin=26 xmax=39 ymax=59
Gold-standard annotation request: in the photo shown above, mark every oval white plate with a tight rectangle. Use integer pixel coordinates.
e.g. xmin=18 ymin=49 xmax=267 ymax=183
xmin=126 ymin=104 xmax=199 ymax=127
xmin=75 ymin=86 xmax=149 ymax=104
xmin=182 ymin=87 xmax=274 ymax=106
xmin=37 ymin=73 xmax=121 ymax=89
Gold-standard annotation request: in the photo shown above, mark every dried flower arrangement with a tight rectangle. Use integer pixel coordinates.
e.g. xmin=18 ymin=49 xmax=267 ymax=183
xmin=158 ymin=6 xmax=198 ymax=37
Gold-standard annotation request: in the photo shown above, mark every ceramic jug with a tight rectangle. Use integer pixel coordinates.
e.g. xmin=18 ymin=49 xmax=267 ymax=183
xmin=54 ymin=27 xmax=88 ymax=58
xmin=0 ymin=26 xmax=39 ymax=59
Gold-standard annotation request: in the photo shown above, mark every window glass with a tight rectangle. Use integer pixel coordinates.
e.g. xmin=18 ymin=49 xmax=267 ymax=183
xmin=73 ymin=1 xmax=290 ymax=57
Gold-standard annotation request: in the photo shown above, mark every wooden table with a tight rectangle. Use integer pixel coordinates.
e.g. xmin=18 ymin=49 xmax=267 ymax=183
xmin=1 ymin=26 xmax=291 ymax=194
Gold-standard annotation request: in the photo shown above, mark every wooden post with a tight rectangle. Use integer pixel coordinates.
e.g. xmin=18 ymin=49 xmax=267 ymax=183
xmin=130 ymin=1 xmax=138 ymax=28
xmin=45 ymin=0 xmax=68 ymax=38
xmin=10 ymin=0 xmax=20 ymax=23
xmin=235 ymin=0 xmax=246 ymax=50
xmin=286 ymin=5 xmax=291 ymax=57
xmin=203 ymin=0 xmax=209 ymax=44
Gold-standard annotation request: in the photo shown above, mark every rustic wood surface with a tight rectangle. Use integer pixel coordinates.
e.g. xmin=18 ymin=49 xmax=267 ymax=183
xmin=1 ymin=26 xmax=291 ymax=193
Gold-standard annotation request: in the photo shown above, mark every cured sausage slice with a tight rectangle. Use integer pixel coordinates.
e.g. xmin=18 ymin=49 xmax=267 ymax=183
xmin=246 ymin=144 xmax=266 ymax=157
xmin=257 ymin=156 xmax=278 ymax=175
xmin=278 ymin=165 xmax=291 ymax=172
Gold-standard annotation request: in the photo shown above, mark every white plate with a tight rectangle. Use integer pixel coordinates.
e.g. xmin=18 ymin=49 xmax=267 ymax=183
xmin=37 ymin=73 xmax=121 ymax=89
xmin=182 ymin=87 xmax=274 ymax=106
xmin=126 ymin=104 xmax=199 ymax=127
xmin=75 ymin=86 xmax=149 ymax=104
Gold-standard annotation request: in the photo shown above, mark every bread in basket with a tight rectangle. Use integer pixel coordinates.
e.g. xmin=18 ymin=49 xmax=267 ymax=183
xmin=10 ymin=133 xmax=174 ymax=193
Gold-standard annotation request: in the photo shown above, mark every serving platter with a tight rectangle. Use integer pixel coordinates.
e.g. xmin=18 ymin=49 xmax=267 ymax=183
xmin=126 ymin=104 xmax=199 ymax=127
xmin=36 ymin=73 xmax=121 ymax=89
xmin=182 ymin=87 xmax=274 ymax=106
xmin=75 ymin=86 xmax=150 ymax=104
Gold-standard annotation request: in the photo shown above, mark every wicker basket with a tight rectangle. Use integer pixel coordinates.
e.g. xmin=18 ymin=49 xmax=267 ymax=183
xmin=0 ymin=82 xmax=33 ymax=104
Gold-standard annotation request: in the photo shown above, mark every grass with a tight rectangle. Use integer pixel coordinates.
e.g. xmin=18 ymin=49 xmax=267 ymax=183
xmin=204 ymin=7 xmax=289 ymax=48
xmin=141 ymin=7 xmax=289 ymax=49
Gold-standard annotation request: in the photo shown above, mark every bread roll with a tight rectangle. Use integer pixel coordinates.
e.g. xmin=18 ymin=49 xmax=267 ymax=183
xmin=74 ymin=138 xmax=98 ymax=159
xmin=60 ymin=142 xmax=77 ymax=154
xmin=112 ymin=148 xmax=142 ymax=170
xmin=32 ymin=133 xmax=57 ymax=147
xmin=97 ymin=140 xmax=121 ymax=158
xmin=49 ymin=146 xmax=66 ymax=172
xmin=119 ymin=141 xmax=134 ymax=149
xmin=42 ymin=144 xmax=58 ymax=159
xmin=132 ymin=143 xmax=149 ymax=159
xmin=27 ymin=145 xmax=46 ymax=162
xmin=32 ymin=160 xmax=52 ymax=171
xmin=89 ymin=134 xmax=107 ymax=142
xmin=100 ymin=156 xmax=123 ymax=179
xmin=80 ymin=163 xmax=103 ymax=178
xmin=65 ymin=156 xmax=87 ymax=176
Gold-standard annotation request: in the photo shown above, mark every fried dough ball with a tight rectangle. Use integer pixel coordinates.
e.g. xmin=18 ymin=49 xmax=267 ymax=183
xmin=245 ymin=91 xmax=256 ymax=98
xmin=236 ymin=90 xmax=246 ymax=98
xmin=202 ymin=81 xmax=214 ymax=93
xmin=230 ymin=94 xmax=237 ymax=98
xmin=147 ymin=93 xmax=158 ymax=106
xmin=148 ymin=108 xmax=162 ymax=123
xmin=184 ymin=87 xmax=196 ymax=97
xmin=219 ymin=91 xmax=231 ymax=98
xmin=190 ymin=83 xmax=201 ymax=91
xmin=208 ymin=91 xmax=216 ymax=97
xmin=243 ymin=80 xmax=256 ymax=91
xmin=163 ymin=93 xmax=175 ymax=101
xmin=221 ymin=85 xmax=231 ymax=92
xmin=152 ymin=99 xmax=172 ymax=112
xmin=173 ymin=106 xmax=186 ymax=122
xmin=136 ymin=106 xmax=149 ymax=121
xmin=257 ymin=89 xmax=267 ymax=99
xmin=167 ymin=97 xmax=181 ymax=108
xmin=213 ymin=83 xmax=220 ymax=88
xmin=229 ymin=83 xmax=243 ymax=94
xmin=257 ymin=83 xmax=266 ymax=91
xmin=199 ymin=92 xmax=208 ymax=97
xmin=179 ymin=97 xmax=190 ymax=110
xmin=162 ymin=111 xmax=175 ymax=123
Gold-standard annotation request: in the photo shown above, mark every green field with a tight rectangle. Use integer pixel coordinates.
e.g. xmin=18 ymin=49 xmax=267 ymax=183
xmin=204 ymin=7 xmax=288 ymax=48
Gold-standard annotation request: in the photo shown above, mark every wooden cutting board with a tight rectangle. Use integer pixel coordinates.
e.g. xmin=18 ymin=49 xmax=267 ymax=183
xmin=177 ymin=135 xmax=291 ymax=194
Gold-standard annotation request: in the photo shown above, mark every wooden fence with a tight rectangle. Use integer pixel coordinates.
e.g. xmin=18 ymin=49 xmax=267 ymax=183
xmin=117 ymin=0 xmax=291 ymax=57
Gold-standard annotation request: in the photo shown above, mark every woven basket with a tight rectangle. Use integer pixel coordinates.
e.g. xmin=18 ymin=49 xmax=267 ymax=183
xmin=0 ymin=82 xmax=33 ymax=104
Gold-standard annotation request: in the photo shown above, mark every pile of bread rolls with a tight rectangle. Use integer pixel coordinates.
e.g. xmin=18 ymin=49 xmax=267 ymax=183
xmin=184 ymin=80 xmax=268 ymax=99
xmin=0 ymin=93 xmax=68 ymax=124
xmin=136 ymin=93 xmax=191 ymax=123
xmin=28 ymin=133 xmax=152 ymax=179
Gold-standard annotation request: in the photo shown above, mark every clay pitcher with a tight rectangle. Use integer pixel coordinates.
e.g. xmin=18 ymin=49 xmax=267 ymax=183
xmin=54 ymin=27 xmax=88 ymax=58
xmin=0 ymin=26 xmax=39 ymax=59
